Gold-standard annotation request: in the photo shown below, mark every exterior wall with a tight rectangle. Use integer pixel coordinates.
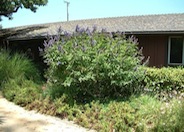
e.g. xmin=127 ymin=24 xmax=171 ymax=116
xmin=3 ymin=34 xmax=184 ymax=68
xmin=136 ymin=35 xmax=168 ymax=67
xmin=8 ymin=39 xmax=44 ymax=61
xmin=0 ymin=39 xmax=9 ymax=48
xmin=8 ymin=39 xmax=46 ymax=73
xmin=6 ymin=35 xmax=169 ymax=68
xmin=8 ymin=39 xmax=47 ymax=75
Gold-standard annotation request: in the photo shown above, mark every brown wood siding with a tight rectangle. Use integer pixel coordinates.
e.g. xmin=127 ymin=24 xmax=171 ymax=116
xmin=136 ymin=35 xmax=167 ymax=67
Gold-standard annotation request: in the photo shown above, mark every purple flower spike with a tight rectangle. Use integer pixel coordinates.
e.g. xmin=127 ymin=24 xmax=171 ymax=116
xmin=61 ymin=38 xmax=65 ymax=43
xmin=57 ymin=61 xmax=61 ymax=66
xmin=128 ymin=35 xmax=138 ymax=44
xmin=38 ymin=47 xmax=43 ymax=52
xmin=81 ymin=45 xmax=86 ymax=52
xmin=64 ymin=31 xmax=71 ymax=37
xmin=58 ymin=27 xmax=63 ymax=34
xmin=79 ymin=28 xmax=85 ymax=33
xmin=58 ymin=45 xmax=62 ymax=52
xmin=86 ymin=27 xmax=92 ymax=36
xmin=109 ymin=32 xmax=113 ymax=38
xmin=101 ymin=28 xmax=107 ymax=33
xmin=92 ymin=25 xmax=97 ymax=33
xmin=54 ymin=35 xmax=60 ymax=42
xmin=75 ymin=25 xmax=80 ymax=32
xmin=91 ymin=39 xmax=96 ymax=46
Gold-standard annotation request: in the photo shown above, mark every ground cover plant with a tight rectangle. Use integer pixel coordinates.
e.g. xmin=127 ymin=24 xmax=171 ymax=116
xmin=26 ymin=93 xmax=184 ymax=132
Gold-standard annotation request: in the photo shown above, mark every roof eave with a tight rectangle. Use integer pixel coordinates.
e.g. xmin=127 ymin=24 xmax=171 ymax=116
xmin=6 ymin=30 xmax=184 ymax=41
xmin=125 ymin=30 xmax=184 ymax=35
xmin=7 ymin=36 xmax=46 ymax=41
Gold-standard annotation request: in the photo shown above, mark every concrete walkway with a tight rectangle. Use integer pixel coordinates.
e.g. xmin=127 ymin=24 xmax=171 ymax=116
xmin=0 ymin=95 xmax=94 ymax=132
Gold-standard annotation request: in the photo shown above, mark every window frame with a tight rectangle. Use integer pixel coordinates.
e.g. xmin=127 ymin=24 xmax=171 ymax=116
xmin=168 ymin=36 xmax=184 ymax=65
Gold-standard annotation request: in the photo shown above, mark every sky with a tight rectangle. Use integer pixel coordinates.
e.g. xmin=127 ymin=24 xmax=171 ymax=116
xmin=1 ymin=0 xmax=184 ymax=29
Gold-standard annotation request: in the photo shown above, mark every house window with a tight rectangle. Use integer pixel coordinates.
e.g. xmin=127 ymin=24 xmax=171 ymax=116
xmin=168 ymin=37 xmax=184 ymax=65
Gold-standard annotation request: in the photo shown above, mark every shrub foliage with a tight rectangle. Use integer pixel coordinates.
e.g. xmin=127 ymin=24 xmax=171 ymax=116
xmin=0 ymin=49 xmax=41 ymax=87
xmin=0 ymin=49 xmax=42 ymax=105
xmin=42 ymin=26 xmax=145 ymax=100
xmin=143 ymin=67 xmax=184 ymax=93
xmin=0 ymin=48 xmax=183 ymax=132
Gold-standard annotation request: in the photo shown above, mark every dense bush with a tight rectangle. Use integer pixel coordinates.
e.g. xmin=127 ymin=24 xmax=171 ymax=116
xmin=143 ymin=67 xmax=184 ymax=94
xmin=0 ymin=49 xmax=42 ymax=106
xmin=0 ymin=49 xmax=41 ymax=87
xmin=42 ymin=26 xmax=145 ymax=101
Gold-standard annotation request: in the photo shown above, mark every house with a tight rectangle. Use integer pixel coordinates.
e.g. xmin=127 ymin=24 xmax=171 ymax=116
xmin=0 ymin=13 xmax=184 ymax=67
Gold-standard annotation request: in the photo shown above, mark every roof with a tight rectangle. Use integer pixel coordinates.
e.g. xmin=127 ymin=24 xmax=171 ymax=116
xmin=1 ymin=13 xmax=184 ymax=40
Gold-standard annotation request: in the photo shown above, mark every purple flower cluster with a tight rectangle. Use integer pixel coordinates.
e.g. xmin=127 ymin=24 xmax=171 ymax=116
xmin=92 ymin=25 xmax=97 ymax=33
xmin=43 ymin=35 xmax=59 ymax=49
xmin=58 ymin=45 xmax=65 ymax=54
xmin=128 ymin=35 xmax=138 ymax=44
xmin=101 ymin=28 xmax=107 ymax=33
xmin=91 ymin=39 xmax=96 ymax=47
xmin=40 ymin=25 xmax=118 ymax=66
xmin=75 ymin=25 xmax=99 ymax=35
xmin=86 ymin=27 xmax=91 ymax=36
xmin=57 ymin=61 xmax=61 ymax=66
xmin=64 ymin=31 xmax=71 ymax=37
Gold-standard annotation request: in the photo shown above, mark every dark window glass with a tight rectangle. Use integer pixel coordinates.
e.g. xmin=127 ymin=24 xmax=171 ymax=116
xmin=170 ymin=38 xmax=183 ymax=63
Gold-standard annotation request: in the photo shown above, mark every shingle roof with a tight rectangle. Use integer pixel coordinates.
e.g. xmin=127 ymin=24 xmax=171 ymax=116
xmin=1 ymin=13 xmax=184 ymax=40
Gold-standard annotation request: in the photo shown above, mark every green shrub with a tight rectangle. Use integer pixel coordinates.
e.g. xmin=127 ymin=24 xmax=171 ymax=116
xmin=42 ymin=26 xmax=145 ymax=101
xmin=152 ymin=99 xmax=184 ymax=132
xmin=143 ymin=67 xmax=184 ymax=96
xmin=0 ymin=49 xmax=43 ymax=106
xmin=42 ymin=84 xmax=64 ymax=100
xmin=0 ymin=49 xmax=41 ymax=87
xmin=2 ymin=79 xmax=42 ymax=106
xmin=129 ymin=95 xmax=162 ymax=131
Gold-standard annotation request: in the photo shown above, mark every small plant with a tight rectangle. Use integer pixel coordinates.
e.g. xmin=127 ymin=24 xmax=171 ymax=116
xmin=129 ymin=95 xmax=162 ymax=131
xmin=0 ymin=116 xmax=4 ymax=125
xmin=152 ymin=99 xmax=184 ymax=131
xmin=73 ymin=101 xmax=103 ymax=130
xmin=101 ymin=101 xmax=138 ymax=132
xmin=26 ymin=96 xmax=57 ymax=116
xmin=54 ymin=95 xmax=72 ymax=118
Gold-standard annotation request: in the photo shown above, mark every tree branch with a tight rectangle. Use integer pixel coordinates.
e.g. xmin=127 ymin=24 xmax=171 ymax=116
xmin=0 ymin=6 xmax=20 ymax=16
